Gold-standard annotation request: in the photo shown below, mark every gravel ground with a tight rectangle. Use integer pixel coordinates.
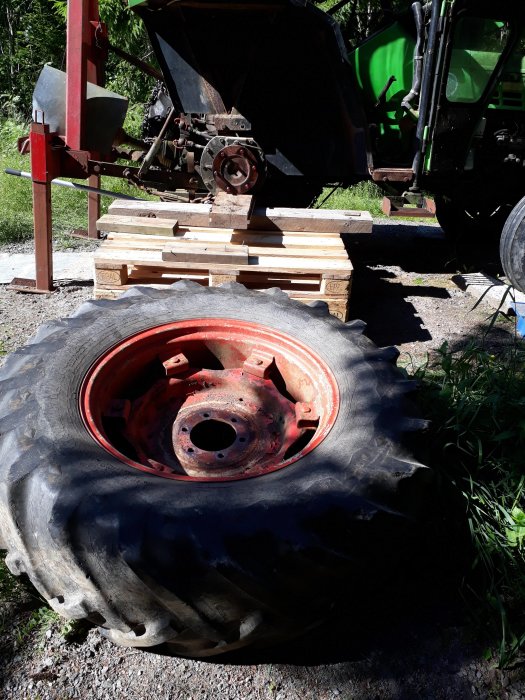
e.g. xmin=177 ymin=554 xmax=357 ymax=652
xmin=1 ymin=222 xmax=523 ymax=699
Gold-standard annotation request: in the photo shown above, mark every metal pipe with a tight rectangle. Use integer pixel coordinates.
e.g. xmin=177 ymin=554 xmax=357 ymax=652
xmin=411 ymin=0 xmax=441 ymax=190
xmin=108 ymin=43 xmax=164 ymax=82
xmin=327 ymin=0 xmax=352 ymax=16
xmin=401 ymin=2 xmax=424 ymax=113
xmin=4 ymin=169 xmax=142 ymax=200
xmin=138 ymin=106 xmax=177 ymax=179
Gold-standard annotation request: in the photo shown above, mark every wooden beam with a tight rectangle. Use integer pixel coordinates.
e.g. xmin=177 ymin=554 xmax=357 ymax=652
xmin=108 ymin=200 xmax=373 ymax=234
xmin=97 ymin=214 xmax=178 ymax=236
xmin=209 ymin=193 xmax=255 ymax=230
xmin=162 ymin=244 xmax=249 ymax=265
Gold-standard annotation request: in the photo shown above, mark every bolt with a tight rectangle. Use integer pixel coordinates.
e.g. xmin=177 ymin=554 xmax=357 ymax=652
xmin=93 ymin=164 xmax=101 ymax=174
xmin=255 ymin=359 xmax=263 ymax=365
xmin=303 ymin=406 xmax=312 ymax=414
xmin=239 ymin=148 xmax=245 ymax=156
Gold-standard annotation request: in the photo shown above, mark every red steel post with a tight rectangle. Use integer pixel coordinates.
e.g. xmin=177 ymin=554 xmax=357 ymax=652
xmin=66 ymin=0 xmax=90 ymax=152
xmin=87 ymin=0 xmax=103 ymax=237
xmin=66 ymin=0 xmax=104 ymax=238
xmin=30 ymin=122 xmax=57 ymax=292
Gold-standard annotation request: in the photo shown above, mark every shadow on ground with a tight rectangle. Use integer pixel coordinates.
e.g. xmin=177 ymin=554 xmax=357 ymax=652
xmin=346 ymin=222 xmax=502 ymax=276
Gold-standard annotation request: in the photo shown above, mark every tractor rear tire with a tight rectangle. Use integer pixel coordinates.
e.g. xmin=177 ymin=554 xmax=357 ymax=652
xmin=500 ymin=195 xmax=525 ymax=294
xmin=0 ymin=283 xmax=431 ymax=657
xmin=435 ymin=189 xmax=518 ymax=243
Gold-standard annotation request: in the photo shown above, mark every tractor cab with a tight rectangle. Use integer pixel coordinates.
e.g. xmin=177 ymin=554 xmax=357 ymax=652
xmin=350 ymin=0 xmax=525 ymax=229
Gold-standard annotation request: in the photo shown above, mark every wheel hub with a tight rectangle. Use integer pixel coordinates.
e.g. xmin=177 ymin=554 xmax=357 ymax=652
xmin=80 ymin=319 xmax=338 ymax=482
xmin=171 ymin=368 xmax=299 ymax=477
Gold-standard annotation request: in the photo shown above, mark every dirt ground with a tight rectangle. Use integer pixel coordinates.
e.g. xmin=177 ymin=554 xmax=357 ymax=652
xmin=0 ymin=221 xmax=523 ymax=700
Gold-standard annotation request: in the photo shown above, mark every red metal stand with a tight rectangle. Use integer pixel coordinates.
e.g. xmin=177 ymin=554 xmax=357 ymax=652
xmin=31 ymin=121 xmax=58 ymax=291
xmin=14 ymin=0 xmax=106 ymax=293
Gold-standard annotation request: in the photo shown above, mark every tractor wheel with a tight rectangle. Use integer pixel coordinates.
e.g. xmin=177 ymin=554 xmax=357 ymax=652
xmin=500 ymin=195 xmax=525 ymax=294
xmin=435 ymin=190 xmax=516 ymax=242
xmin=0 ymin=283 xmax=431 ymax=657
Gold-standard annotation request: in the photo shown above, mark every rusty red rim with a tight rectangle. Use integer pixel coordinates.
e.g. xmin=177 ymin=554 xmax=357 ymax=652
xmin=79 ymin=319 xmax=339 ymax=482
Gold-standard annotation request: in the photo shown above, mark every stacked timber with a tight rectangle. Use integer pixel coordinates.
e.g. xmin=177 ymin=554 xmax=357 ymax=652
xmin=94 ymin=194 xmax=373 ymax=321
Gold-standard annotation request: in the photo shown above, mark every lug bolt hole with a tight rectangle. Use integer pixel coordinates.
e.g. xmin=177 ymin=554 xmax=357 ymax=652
xmin=181 ymin=427 xmax=188 ymax=433
xmin=217 ymin=453 xmax=224 ymax=459
xmin=188 ymin=447 xmax=194 ymax=453
xmin=239 ymin=437 xmax=246 ymax=443
xmin=231 ymin=418 xmax=238 ymax=423
xmin=203 ymin=413 xmax=210 ymax=418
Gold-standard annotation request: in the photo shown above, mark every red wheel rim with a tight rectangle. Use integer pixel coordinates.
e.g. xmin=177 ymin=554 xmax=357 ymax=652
xmin=80 ymin=319 xmax=339 ymax=482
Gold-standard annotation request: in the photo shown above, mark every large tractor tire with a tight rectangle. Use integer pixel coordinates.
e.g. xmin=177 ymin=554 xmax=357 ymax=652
xmin=435 ymin=188 xmax=518 ymax=243
xmin=500 ymin=195 xmax=525 ymax=294
xmin=0 ymin=283 xmax=431 ymax=657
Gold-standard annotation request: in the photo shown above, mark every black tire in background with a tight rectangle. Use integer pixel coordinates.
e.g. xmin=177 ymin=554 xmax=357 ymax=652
xmin=435 ymin=190 xmax=516 ymax=244
xmin=0 ymin=283 xmax=431 ymax=657
xmin=500 ymin=195 xmax=525 ymax=294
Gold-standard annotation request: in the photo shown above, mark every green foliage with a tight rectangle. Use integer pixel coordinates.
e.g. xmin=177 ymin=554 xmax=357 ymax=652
xmin=317 ymin=181 xmax=384 ymax=216
xmin=1 ymin=0 xmax=66 ymax=118
xmin=316 ymin=0 xmax=413 ymax=47
xmin=414 ymin=342 xmax=525 ymax=666
xmin=1 ymin=0 xmax=154 ymax=121
xmin=0 ymin=555 xmax=21 ymax=604
xmin=52 ymin=0 xmax=155 ymax=104
xmin=0 ymin=117 xmax=154 ymax=245
xmin=15 ymin=606 xmax=60 ymax=646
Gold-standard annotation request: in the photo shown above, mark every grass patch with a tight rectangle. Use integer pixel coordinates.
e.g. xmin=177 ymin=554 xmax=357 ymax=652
xmin=317 ymin=181 xmax=438 ymax=222
xmin=0 ymin=117 xmax=153 ymax=247
xmin=14 ymin=606 xmax=60 ymax=647
xmin=0 ymin=553 xmax=39 ymax=639
xmin=317 ymin=181 xmax=384 ymax=216
xmin=413 ymin=341 xmax=525 ymax=665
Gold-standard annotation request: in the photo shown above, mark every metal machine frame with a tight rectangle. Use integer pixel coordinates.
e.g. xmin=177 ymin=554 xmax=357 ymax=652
xmin=17 ymin=0 xmax=106 ymax=292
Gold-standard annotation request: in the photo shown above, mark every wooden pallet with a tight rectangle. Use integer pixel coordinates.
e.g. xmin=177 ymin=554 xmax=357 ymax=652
xmin=94 ymin=202 xmax=368 ymax=321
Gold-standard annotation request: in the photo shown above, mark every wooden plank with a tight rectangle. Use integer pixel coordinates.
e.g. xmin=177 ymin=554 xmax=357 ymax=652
xmin=109 ymin=200 xmax=212 ymax=227
xmin=95 ymin=248 xmax=352 ymax=275
xmin=162 ymin=244 xmax=249 ymax=265
xmin=97 ymin=214 xmax=179 ymax=237
xmin=209 ymin=192 xmax=254 ymax=229
xmin=124 ymin=268 xmax=326 ymax=291
xmin=249 ymin=207 xmax=372 ymax=234
xmin=108 ymin=199 xmax=372 ymax=234
xmin=104 ymin=230 xmax=347 ymax=250
xmin=103 ymin=236 xmax=347 ymax=260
